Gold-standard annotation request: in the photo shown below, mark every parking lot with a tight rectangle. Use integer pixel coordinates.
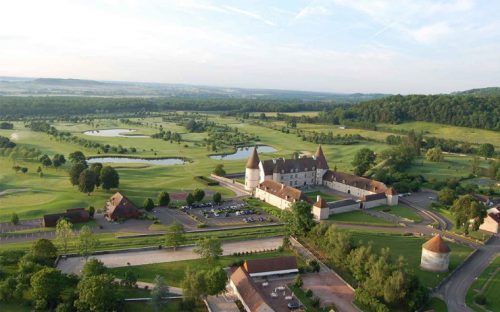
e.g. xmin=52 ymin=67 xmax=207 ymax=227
xmin=182 ymin=199 xmax=278 ymax=227
xmin=252 ymin=276 xmax=302 ymax=312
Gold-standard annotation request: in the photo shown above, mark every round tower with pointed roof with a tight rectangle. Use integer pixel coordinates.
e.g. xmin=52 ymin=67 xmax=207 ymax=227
xmin=420 ymin=235 xmax=450 ymax=272
xmin=245 ymin=147 xmax=261 ymax=192
xmin=314 ymin=145 xmax=329 ymax=185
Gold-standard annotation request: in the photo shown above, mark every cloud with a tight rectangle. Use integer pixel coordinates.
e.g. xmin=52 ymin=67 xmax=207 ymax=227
xmin=410 ymin=22 xmax=451 ymax=44
xmin=295 ymin=5 xmax=329 ymax=19
xmin=222 ymin=5 xmax=276 ymax=26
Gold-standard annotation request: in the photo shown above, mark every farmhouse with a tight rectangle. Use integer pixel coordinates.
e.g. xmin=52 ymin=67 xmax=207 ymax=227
xmin=479 ymin=207 xmax=500 ymax=234
xmin=243 ymin=256 xmax=298 ymax=277
xmin=245 ymin=145 xmax=398 ymax=219
xmin=43 ymin=208 xmax=90 ymax=227
xmin=105 ymin=192 xmax=141 ymax=221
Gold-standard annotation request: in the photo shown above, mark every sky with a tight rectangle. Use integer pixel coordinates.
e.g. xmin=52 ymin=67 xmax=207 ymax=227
xmin=0 ymin=0 xmax=499 ymax=94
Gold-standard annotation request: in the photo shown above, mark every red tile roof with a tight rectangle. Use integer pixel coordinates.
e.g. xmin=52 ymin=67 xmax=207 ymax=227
xmin=243 ymin=256 xmax=297 ymax=274
xmin=106 ymin=192 xmax=141 ymax=221
xmin=257 ymin=180 xmax=307 ymax=202
xmin=314 ymin=195 xmax=328 ymax=208
xmin=230 ymin=267 xmax=272 ymax=312
xmin=422 ymin=235 xmax=450 ymax=253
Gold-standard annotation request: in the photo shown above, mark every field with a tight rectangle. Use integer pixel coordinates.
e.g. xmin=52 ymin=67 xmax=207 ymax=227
xmin=373 ymin=205 xmax=423 ymax=222
xmin=466 ymin=255 xmax=500 ymax=312
xmin=327 ymin=210 xmax=397 ymax=227
xmin=109 ymin=249 xmax=295 ymax=287
xmin=305 ymin=191 xmax=342 ymax=202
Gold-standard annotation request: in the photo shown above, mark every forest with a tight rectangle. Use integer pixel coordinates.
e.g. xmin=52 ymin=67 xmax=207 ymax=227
xmin=0 ymin=93 xmax=499 ymax=130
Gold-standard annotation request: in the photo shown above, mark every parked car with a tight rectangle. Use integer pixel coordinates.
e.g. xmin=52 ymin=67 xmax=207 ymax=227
xmin=287 ymin=302 xmax=301 ymax=310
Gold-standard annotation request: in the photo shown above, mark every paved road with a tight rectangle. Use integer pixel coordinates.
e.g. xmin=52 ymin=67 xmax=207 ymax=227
xmin=57 ymin=236 xmax=283 ymax=274
xmin=435 ymin=235 xmax=499 ymax=312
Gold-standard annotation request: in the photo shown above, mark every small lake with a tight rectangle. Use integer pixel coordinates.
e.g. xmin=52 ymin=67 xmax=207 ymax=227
xmin=83 ymin=129 xmax=148 ymax=138
xmin=210 ymin=145 xmax=276 ymax=160
xmin=87 ymin=157 xmax=185 ymax=165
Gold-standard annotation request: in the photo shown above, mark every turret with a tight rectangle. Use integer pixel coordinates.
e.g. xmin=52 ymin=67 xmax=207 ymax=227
xmin=312 ymin=195 xmax=329 ymax=221
xmin=314 ymin=145 xmax=329 ymax=185
xmin=245 ymin=147 xmax=261 ymax=191
xmin=420 ymin=235 xmax=450 ymax=272
xmin=385 ymin=187 xmax=398 ymax=206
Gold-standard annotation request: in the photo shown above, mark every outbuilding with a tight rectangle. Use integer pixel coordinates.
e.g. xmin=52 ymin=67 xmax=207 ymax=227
xmin=420 ymin=235 xmax=451 ymax=272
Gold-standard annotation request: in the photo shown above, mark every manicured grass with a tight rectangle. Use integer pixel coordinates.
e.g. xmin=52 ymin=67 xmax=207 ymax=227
xmin=327 ymin=210 xmax=397 ymax=227
xmin=305 ymin=191 xmax=341 ymax=203
xmin=0 ymin=224 xmax=286 ymax=253
xmin=373 ymin=205 xmax=423 ymax=223
xmin=344 ymin=230 xmax=474 ymax=288
xmin=423 ymin=297 xmax=448 ymax=312
xmin=466 ymin=256 xmax=500 ymax=312
xmin=378 ymin=121 xmax=500 ymax=148
xmin=407 ymin=155 xmax=490 ymax=182
xmin=110 ymin=250 xmax=295 ymax=287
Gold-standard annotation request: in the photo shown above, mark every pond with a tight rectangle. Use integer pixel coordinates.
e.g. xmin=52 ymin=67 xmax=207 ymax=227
xmin=83 ymin=129 xmax=148 ymax=138
xmin=87 ymin=157 xmax=185 ymax=165
xmin=210 ymin=145 xmax=276 ymax=160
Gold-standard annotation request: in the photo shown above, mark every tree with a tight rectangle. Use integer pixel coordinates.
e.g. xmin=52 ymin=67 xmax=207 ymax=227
xmin=56 ymin=219 xmax=74 ymax=255
xmin=20 ymin=167 xmax=28 ymax=174
xmin=205 ymin=267 xmax=227 ymax=296
xmin=90 ymin=163 xmax=103 ymax=188
xmin=186 ymin=193 xmax=195 ymax=206
xmin=212 ymin=164 xmax=226 ymax=176
xmin=30 ymin=268 xmax=65 ymax=310
xmin=31 ymin=239 xmax=58 ymax=266
xmin=352 ymin=148 xmax=376 ymax=176
xmin=438 ymin=187 xmax=456 ymax=205
xmin=181 ymin=267 xmax=207 ymax=300
xmin=121 ymin=269 xmax=138 ymax=287
xmin=289 ymin=201 xmax=315 ymax=236
xmin=164 ymin=222 xmax=185 ymax=251
xmin=478 ymin=143 xmax=495 ymax=159
xmin=77 ymin=225 xmax=98 ymax=260
xmin=158 ymin=191 xmax=170 ymax=207
xmin=426 ymin=147 xmax=444 ymax=162
xmin=82 ymin=258 xmax=107 ymax=277
xmin=100 ymin=166 xmax=119 ymax=190
xmin=69 ymin=151 xmax=86 ymax=164
xmin=69 ymin=162 xmax=88 ymax=186
xmin=78 ymin=169 xmax=96 ymax=195
xmin=0 ymin=277 xmax=17 ymax=302
xmin=39 ymin=154 xmax=52 ymax=167
xmin=194 ymin=237 xmax=223 ymax=262
xmin=451 ymin=195 xmax=486 ymax=232
xmin=10 ymin=213 xmax=19 ymax=225
xmin=75 ymin=274 xmax=123 ymax=312
xmin=143 ymin=198 xmax=155 ymax=212
xmin=487 ymin=160 xmax=499 ymax=179
xmin=192 ymin=188 xmax=205 ymax=202
xmin=88 ymin=206 xmax=95 ymax=218
xmin=52 ymin=154 xmax=66 ymax=169
xmin=213 ymin=192 xmax=222 ymax=205
xmin=151 ymin=275 xmax=169 ymax=311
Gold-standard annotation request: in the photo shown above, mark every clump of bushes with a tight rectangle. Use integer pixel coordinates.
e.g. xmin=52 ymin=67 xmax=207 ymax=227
xmin=194 ymin=176 xmax=219 ymax=186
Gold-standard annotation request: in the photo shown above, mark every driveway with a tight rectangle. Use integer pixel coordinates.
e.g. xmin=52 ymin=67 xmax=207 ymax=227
xmin=57 ymin=236 xmax=283 ymax=274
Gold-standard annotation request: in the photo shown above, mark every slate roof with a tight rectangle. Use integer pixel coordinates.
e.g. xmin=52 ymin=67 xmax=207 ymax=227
xmin=323 ymin=170 xmax=387 ymax=193
xmin=230 ymin=267 xmax=274 ymax=312
xmin=261 ymin=157 xmax=317 ymax=176
xmin=257 ymin=180 xmax=307 ymax=202
xmin=314 ymin=145 xmax=329 ymax=169
xmin=43 ymin=208 xmax=89 ymax=227
xmin=422 ymin=235 xmax=451 ymax=253
xmin=243 ymin=256 xmax=298 ymax=274
xmin=363 ymin=193 xmax=387 ymax=201
xmin=327 ymin=199 xmax=358 ymax=209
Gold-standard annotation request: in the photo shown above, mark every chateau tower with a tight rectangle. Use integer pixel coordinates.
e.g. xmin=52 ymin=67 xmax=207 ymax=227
xmin=312 ymin=195 xmax=329 ymax=221
xmin=385 ymin=187 xmax=398 ymax=206
xmin=245 ymin=147 xmax=261 ymax=191
xmin=420 ymin=235 xmax=450 ymax=272
xmin=314 ymin=145 xmax=329 ymax=185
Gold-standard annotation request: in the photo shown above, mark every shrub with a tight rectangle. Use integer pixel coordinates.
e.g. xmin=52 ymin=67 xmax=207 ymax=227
xmin=194 ymin=176 xmax=219 ymax=186
xmin=475 ymin=294 xmax=487 ymax=305
xmin=293 ymin=275 xmax=303 ymax=288
xmin=305 ymin=289 xmax=313 ymax=298
xmin=311 ymin=296 xmax=320 ymax=308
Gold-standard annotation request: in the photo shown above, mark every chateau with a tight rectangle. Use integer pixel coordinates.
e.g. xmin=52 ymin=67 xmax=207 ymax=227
xmin=245 ymin=145 xmax=398 ymax=219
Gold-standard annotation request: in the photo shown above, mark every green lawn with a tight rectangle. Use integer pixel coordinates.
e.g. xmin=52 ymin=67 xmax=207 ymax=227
xmin=327 ymin=210 xmax=397 ymax=227
xmin=110 ymin=250 xmax=295 ymax=287
xmin=305 ymin=191 xmax=342 ymax=203
xmin=345 ymin=231 xmax=474 ymax=288
xmin=466 ymin=255 xmax=500 ymax=312
xmin=373 ymin=205 xmax=423 ymax=223
xmin=407 ymin=155 xmax=491 ymax=182
xmin=423 ymin=297 xmax=448 ymax=312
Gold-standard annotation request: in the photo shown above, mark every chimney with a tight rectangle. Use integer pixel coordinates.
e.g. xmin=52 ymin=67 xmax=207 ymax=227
xmin=281 ymin=184 xmax=285 ymax=190
xmin=317 ymin=195 xmax=321 ymax=202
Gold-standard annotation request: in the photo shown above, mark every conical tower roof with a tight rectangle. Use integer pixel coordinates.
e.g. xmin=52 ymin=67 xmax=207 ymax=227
xmin=246 ymin=147 xmax=260 ymax=169
xmin=422 ymin=235 xmax=450 ymax=253
xmin=314 ymin=195 xmax=328 ymax=208
xmin=314 ymin=145 xmax=329 ymax=169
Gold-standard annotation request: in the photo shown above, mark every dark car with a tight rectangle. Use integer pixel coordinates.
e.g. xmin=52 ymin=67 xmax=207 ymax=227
xmin=287 ymin=302 xmax=301 ymax=310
